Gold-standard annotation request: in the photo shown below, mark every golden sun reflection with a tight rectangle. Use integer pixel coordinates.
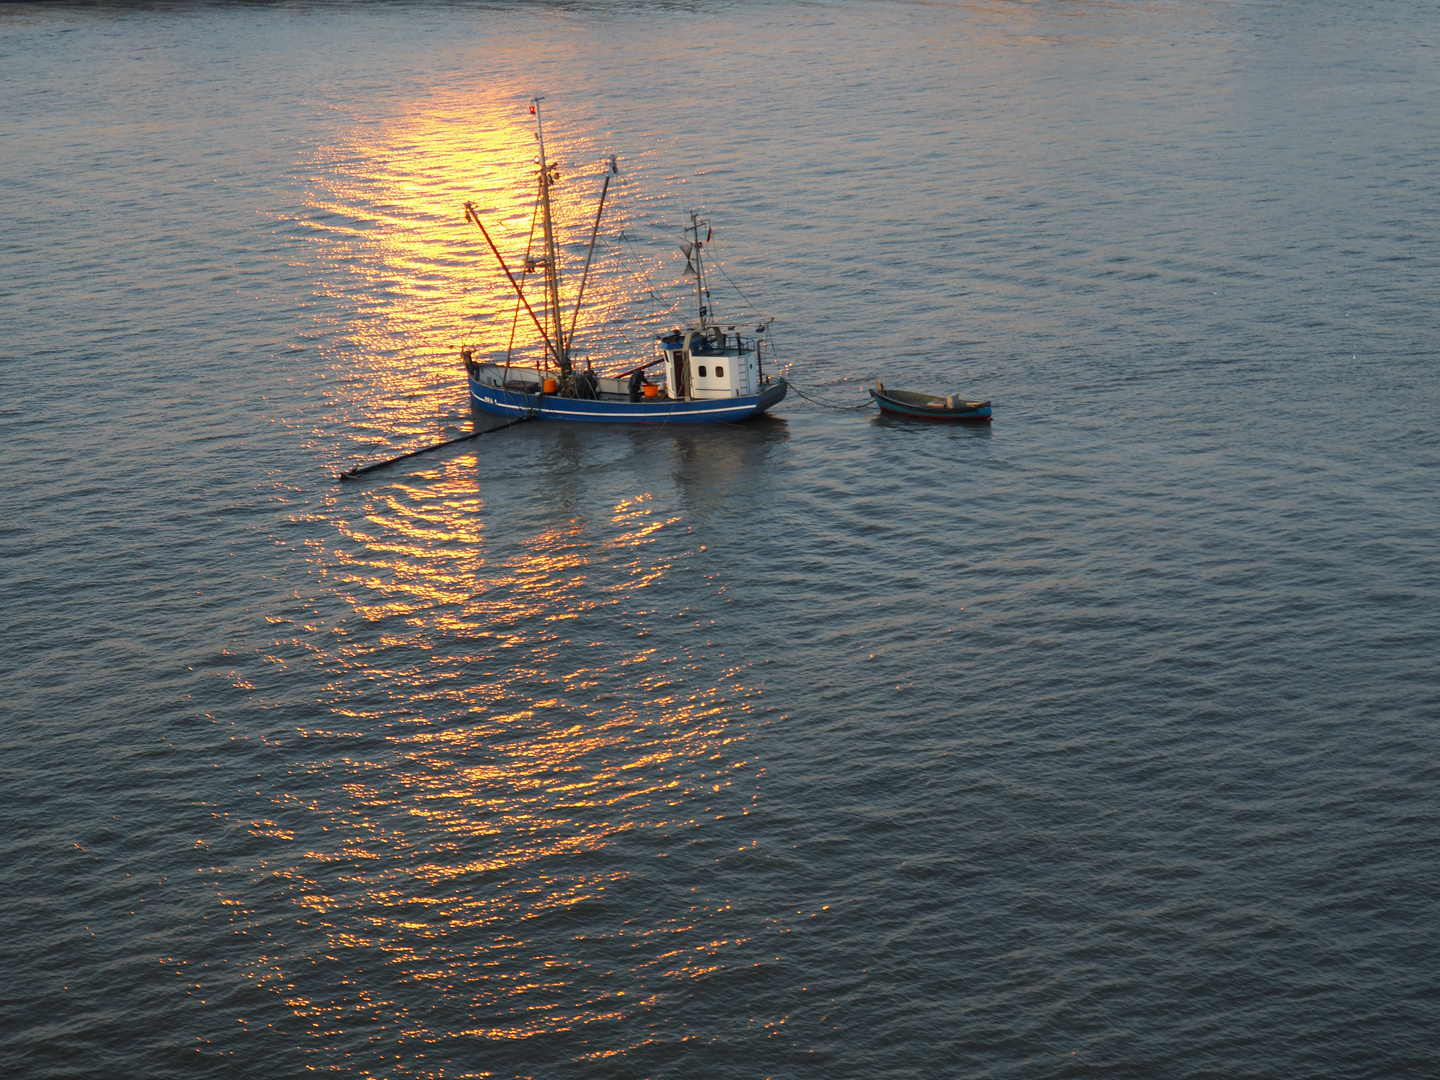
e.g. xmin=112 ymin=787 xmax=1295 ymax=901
xmin=235 ymin=462 xmax=767 ymax=1059
xmin=299 ymin=88 xmax=681 ymax=472
xmin=232 ymin=89 xmax=791 ymax=1068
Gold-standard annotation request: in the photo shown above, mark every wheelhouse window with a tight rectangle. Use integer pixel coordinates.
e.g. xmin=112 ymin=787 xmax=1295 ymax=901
xmin=715 ymin=365 xmax=724 ymax=378
xmin=697 ymin=365 xmax=707 ymax=378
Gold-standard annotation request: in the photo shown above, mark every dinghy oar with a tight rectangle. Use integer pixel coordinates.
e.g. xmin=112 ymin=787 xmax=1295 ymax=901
xmin=338 ymin=417 xmax=530 ymax=480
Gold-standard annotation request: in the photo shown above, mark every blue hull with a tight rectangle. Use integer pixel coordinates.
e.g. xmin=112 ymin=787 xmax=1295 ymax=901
xmin=470 ymin=377 xmax=788 ymax=423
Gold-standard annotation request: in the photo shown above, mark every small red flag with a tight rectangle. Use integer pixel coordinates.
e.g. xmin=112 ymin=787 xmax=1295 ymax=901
xmin=706 ymin=227 xmax=712 ymax=242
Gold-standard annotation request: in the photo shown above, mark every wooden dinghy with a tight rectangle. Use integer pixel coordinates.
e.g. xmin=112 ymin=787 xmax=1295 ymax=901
xmin=869 ymin=382 xmax=991 ymax=421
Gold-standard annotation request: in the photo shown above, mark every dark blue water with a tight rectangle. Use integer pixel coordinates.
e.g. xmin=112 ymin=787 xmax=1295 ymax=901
xmin=3 ymin=2 xmax=1438 ymax=1077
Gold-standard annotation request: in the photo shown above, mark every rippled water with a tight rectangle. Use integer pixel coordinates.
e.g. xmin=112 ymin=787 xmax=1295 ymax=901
xmin=3 ymin=1 xmax=1439 ymax=1077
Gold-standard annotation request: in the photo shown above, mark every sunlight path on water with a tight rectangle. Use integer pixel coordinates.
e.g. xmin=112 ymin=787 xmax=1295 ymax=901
xmin=230 ymin=437 xmax=787 ymax=1067
xmin=3 ymin=2 xmax=1438 ymax=1078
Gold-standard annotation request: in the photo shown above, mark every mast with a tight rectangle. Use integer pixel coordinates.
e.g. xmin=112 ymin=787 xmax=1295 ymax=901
xmin=533 ymin=96 xmax=570 ymax=377
xmin=688 ymin=210 xmax=708 ymax=328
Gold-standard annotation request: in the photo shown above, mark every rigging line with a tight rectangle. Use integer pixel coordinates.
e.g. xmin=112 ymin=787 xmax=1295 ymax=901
xmin=787 ymin=382 xmax=874 ymax=411
xmin=464 ymin=203 xmax=558 ymax=363
xmin=615 ymin=225 xmax=670 ymax=295
xmin=602 ymin=235 xmax=682 ymax=314
xmin=763 ymin=323 xmax=790 ymax=363
xmin=568 ymin=172 xmax=612 ymax=348
xmin=506 ymin=183 xmax=543 ymax=364
xmin=710 ymin=253 xmax=764 ymax=317
xmin=472 ymin=194 xmax=537 ymax=239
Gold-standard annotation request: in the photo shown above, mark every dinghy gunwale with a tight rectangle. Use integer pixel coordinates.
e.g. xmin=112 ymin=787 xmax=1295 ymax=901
xmin=869 ymin=387 xmax=992 ymax=421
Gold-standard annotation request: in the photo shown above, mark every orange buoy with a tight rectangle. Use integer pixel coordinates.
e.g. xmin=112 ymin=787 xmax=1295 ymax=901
xmin=542 ymin=377 xmax=559 ymax=394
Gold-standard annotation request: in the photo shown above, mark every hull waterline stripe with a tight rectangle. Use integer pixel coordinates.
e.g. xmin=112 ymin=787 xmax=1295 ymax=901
xmin=468 ymin=380 xmax=787 ymax=424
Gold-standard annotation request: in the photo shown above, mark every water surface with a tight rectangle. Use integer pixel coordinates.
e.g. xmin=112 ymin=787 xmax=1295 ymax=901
xmin=2 ymin=2 xmax=1438 ymax=1077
